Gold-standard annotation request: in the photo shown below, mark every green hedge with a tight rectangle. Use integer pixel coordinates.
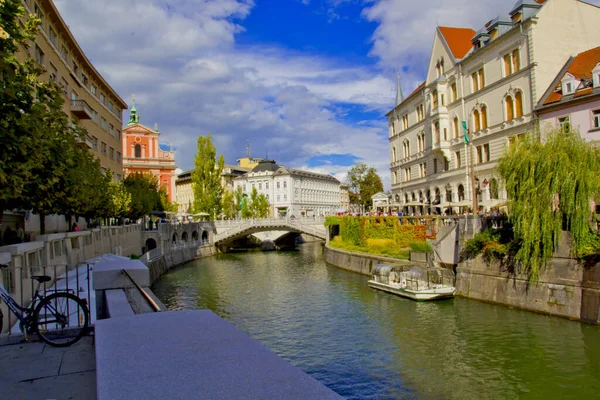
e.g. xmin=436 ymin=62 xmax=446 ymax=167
xmin=325 ymin=216 xmax=427 ymax=248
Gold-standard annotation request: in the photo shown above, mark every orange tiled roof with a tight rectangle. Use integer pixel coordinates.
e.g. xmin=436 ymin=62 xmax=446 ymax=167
xmin=438 ymin=27 xmax=476 ymax=59
xmin=407 ymin=81 xmax=426 ymax=100
xmin=543 ymin=46 xmax=600 ymax=105
xmin=567 ymin=46 xmax=600 ymax=79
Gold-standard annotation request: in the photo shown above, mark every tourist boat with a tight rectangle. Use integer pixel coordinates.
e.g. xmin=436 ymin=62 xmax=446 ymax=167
xmin=368 ymin=264 xmax=455 ymax=301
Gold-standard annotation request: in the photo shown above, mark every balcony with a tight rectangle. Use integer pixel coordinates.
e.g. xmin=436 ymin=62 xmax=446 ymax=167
xmin=71 ymin=99 xmax=93 ymax=119
xmin=76 ymin=134 xmax=94 ymax=149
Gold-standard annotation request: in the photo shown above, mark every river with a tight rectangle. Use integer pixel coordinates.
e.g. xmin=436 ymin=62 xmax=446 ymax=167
xmin=152 ymin=243 xmax=600 ymax=399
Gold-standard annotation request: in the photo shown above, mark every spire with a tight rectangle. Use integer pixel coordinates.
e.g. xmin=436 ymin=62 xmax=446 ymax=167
xmin=128 ymin=94 xmax=140 ymax=126
xmin=395 ymin=72 xmax=404 ymax=106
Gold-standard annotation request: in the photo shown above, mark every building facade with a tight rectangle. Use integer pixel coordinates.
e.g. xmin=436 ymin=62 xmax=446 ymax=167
xmin=388 ymin=0 xmax=600 ymax=214
xmin=339 ymin=184 xmax=350 ymax=213
xmin=18 ymin=0 xmax=128 ymax=179
xmin=536 ymin=46 xmax=600 ymax=143
xmin=234 ymin=160 xmax=341 ymax=217
xmin=121 ymin=103 xmax=177 ymax=202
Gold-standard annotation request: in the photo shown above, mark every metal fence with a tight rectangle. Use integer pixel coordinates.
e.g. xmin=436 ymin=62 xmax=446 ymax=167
xmin=0 ymin=263 xmax=92 ymax=336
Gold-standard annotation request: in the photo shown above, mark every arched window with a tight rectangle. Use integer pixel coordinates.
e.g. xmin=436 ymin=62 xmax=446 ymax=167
xmin=473 ymin=109 xmax=481 ymax=132
xmin=515 ymin=92 xmax=523 ymax=118
xmin=481 ymin=105 xmax=488 ymax=129
xmin=489 ymin=179 xmax=499 ymax=200
xmin=458 ymin=184 xmax=465 ymax=201
xmin=505 ymin=96 xmax=514 ymax=121
xmin=395 ymin=194 xmax=400 ymax=203
xmin=135 ymin=144 xmax=141 ymax=158
xmin=453 ymin=117 xmax=459 ymax=139
xmin=393 ymin=146 xmax=397 ymax=162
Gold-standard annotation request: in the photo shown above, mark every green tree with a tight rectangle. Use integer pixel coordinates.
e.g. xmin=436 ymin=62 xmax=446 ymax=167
xmin=192 ymin=134 xmax=224 ymax=218
xmin=246 ymin=187 xmax=270 ymax=218
xmin=498 ymin=126 xmax=600 ymax=281
xmin=221 ymin=190 xmax=236 ymax=219
xmin=0 ymin=1 xmax=44 ymax=228
xmin=346 ymin=162 xmax=384 ymax=210
xmin=159 ymin=186 xmax=177 ymax=213
xmin=104 ymin=172 xmax=131 ymax=221
xmin=123 ymin=173 xmax=162 ymax=220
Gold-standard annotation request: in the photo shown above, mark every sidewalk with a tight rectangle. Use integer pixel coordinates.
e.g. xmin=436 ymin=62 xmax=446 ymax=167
xmin=0 ymin=336 xmax=96 ymax=400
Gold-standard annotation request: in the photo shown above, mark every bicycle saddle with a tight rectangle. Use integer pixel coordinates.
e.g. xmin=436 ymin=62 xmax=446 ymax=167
xmin=31 ymin=275 xmax=51 ymax=283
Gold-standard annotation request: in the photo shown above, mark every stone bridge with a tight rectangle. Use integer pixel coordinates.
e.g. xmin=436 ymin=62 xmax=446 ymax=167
xmin=141 ymin=222 xmax=215 ymax=253
xmin=214 ymin=217 xmax=327 ymax=246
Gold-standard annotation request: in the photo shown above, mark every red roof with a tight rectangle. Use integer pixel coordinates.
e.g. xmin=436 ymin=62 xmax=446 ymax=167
xmin=438 ymin=26 xmax=476 ymax=59
xmin=407 ymin=81 xmax=426 ymax=100
xmin=543 ymin=46 xmax=600 ymax=105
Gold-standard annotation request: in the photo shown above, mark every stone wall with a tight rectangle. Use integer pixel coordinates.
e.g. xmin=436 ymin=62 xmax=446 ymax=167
xmin=146 ymin=244 xmax=218 ymax=284
xmin=323 ymin=245 xmax=414 ymax=276
xmin=456 ymin=255 xmax=600 ymax=324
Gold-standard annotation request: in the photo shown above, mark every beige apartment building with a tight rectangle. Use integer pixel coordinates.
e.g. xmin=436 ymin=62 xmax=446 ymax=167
xmin=388 ymin=0 xmax=600 ymax=214
xmin=18 ymin=0 xmax=127 ymax=179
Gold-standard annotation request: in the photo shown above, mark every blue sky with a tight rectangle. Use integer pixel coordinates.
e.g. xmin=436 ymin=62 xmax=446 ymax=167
xmin=53 ymin=0 xmax=596 ymax=189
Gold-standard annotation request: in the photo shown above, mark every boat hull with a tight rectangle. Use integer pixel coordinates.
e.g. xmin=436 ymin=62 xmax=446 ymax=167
xmin=367 ymin=280 xmax=455 ymax=301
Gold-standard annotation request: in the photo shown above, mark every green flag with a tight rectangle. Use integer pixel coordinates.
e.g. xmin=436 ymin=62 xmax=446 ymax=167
xmin=462 ymin=121 xmax=469 ymax=144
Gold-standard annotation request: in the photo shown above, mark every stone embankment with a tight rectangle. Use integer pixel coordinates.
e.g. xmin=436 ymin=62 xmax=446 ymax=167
xmin=324 ymin=243 xmax=600 ymax=324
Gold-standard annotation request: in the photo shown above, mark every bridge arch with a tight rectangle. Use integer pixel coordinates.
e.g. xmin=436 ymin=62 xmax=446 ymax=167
xmin=201 ymin=231 xmax=209 ymax=242
xmin=172 ymin=233 xmax=178 ymax=243
xmin=182 ymin=232 xmax=188 ymax=242
xmin=192 ymin=231 xmax=198 ymax=241
xmin=145 ymin=238 xmax=157 ymax=251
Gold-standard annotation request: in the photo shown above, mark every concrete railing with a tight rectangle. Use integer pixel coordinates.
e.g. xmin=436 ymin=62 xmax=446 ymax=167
xmin=215 ymin=217 xmax=327 ymax=243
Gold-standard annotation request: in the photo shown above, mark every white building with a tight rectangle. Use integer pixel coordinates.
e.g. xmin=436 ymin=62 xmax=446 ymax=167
xmin=388 ymin=0 xmax=600 ymax=214
xmin=234 ymin=160 xmax=340 ymax=217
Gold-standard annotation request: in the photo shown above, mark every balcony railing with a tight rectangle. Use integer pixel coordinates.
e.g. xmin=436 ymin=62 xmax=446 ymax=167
xmin=70 ymin=99 xmax=93 ymax=119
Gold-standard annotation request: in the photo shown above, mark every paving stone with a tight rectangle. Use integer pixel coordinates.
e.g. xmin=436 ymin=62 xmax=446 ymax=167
xmin=4 ymin=370 xmax=97 ymax=400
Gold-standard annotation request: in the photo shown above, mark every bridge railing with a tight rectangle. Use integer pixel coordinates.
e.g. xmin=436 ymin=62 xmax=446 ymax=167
xmin=214 ymin=217 xmax=327 ymax=243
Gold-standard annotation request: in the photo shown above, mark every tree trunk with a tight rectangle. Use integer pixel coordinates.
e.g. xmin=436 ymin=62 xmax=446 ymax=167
xmin=0 ymin=203 xmax=5 ymax=247
xmin=40 ymin=213 xmax=46 ymax=235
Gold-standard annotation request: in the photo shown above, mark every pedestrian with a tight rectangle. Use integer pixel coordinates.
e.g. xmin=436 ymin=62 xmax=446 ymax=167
xmin=72 ymin=222 xmax=81 ymax=232
xmin=16 ymin=224 xmax=24 ymax=243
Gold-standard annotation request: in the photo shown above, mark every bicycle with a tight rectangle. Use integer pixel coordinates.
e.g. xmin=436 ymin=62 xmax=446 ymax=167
xmin=0 ymin=264 xmax=90 ymax=347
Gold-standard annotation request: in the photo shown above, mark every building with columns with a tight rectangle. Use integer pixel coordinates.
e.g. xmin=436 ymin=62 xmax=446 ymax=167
xmin=122 ymin=102 xmax=177 ymax=202
xmin=234 ymin=160 xmax=341 ymax=217
xmin=388 ymin=0 xmax=600 ymax=214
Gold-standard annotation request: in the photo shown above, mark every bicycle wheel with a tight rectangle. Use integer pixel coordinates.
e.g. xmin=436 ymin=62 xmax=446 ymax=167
xmin=33 ymin=292 xmax=89 ymax=347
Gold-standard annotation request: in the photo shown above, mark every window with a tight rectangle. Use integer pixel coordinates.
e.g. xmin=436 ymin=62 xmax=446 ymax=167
xmin=116 ymin=129 xmax=121 ymax=139
xmin=512 ymin=49 xmax=520 ymax=74
xmin=472 ymin=68 xmax=485 ymax=92
xmin=476 ymin=146 xmax=483 ymax=164
xmin=451 ymin=83 xmax=457 ymax=102
xmin=259 ymin=183 xmax=262 ymax=190
xmin=101 ymin=117 xmax=107 ymax=130
xmin=109 ymin=147 xmax=114 ymax=160
xmin=393 ymin=147 xmax=397 ymax=162
xmin=483 ymin=144 xmax=490 ymax=162
xmin=60 ymin=45 xmax=68 ymax=61
xmin=391 ymin=122 xmax=396 ymax=136
xmin=91 ymin=136 xmax=98 ymax=150
xmin=416 ymin=104 xmax=424 ymax=122
xmin=433 ymin=159 xmax=438 ymax=174
xmin=60 ymin=77 xmax=68 ymax=96
xmin=71 ymin=91 xmax=78 ymax=103
xmin=444 ymin=157 xmax=449 ymax=171
xmin=565 ymin=82 xmax=573 ymax=94
xmin=49 ymin=27 xmax=57 ymax=46
xmin=593 ymin=110 xmax=600 ymax=129
xmin=284 ymin=181 xmax=287 ymax=188
xmin=393 ymin=171 xmax=397 ymax=184
xmin=34 ymin=2 xmax=44 ymax=28
xmin=455 ymin=151 xmax=462 ymax=168
xmin=402 ymin=115 xmax=409 ymax=130
xmin=109 ymin=101 xmax=114 ymax=112
xmin=91 ymin=85 xmax=97 ymax=96
xmin=473 ymin=109 xmax=481 ymax=132
xmin=432 ymin=90 xmax=438 ymax=109
xmin=100 ymin=93 xmax=106 ymax=105
xmin=515 ymin=92 xmax=523 ymax=118
xmin=404 ymin=168 xmax=411 ymax=182
xmin=101 ymin=142 xmax=107 ymax=155
xmin=109 ymin=124 xmax=114 ymax=136
xmin=277 ymin=182 xmax=280 ymax=189
xmin=266 ymin=182 xmax=269 ymax=189
xmin=419 ymin=163 xmax=426 ymax=178
xmin=433 ymin=121 xmax=440 ymax=144
xmin=481 ymin=105 xmax=488 ymax=129
xmin=504 ymin=54 xmax=512 ymax=77
xmin=284 ymin=194 xmax=287 ymax=201
xmin=559 ymin=116 xmax=571 ymax=133
xmin=81 ymin=72 xmax=88 ymax=86
xmin=243 ymin=184 xmax=247 ymax=192
xmin=505 ymin=96 xmax=515 ymax=121
xmin=49 ymin=62 xmax=57 ymax=83
xmin=117 ymin=151 xmax=122 ymax=163
xmin=453 ymin=117 xmax=459 ymax=139
xmin=277 ymin=195 xmax=280 ymax=201
xmin=34 ymin=44 xmax=44 ymax=65
xmin=91 ymin=109 xmax=97 ymax=123
xmin=134 ymin=144 xmax=141 ymax=158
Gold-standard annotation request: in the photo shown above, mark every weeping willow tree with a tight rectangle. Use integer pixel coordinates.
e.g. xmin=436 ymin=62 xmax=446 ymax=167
xmin=498 ymin=126 xmax=600 ymax=281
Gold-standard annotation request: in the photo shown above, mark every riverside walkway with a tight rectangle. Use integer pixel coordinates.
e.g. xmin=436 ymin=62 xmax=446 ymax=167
xmin=0 ymin=336 xmax=96 ymax=400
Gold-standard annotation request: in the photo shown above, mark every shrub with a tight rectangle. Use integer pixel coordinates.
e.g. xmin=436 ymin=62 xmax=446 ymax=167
xmin=408 ymin=241 xmax=432 ymax=253
xmin=366 ymin=238 xmax=396 ymax=250
xmin=462 ymin=229 xmax=500 ymax=260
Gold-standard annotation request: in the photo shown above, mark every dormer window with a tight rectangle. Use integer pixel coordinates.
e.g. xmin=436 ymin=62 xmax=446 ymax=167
xmin=562 ymin=74 xmax=576 ymax=95
xmin=593 ymin=64 xmax=600 ymax=88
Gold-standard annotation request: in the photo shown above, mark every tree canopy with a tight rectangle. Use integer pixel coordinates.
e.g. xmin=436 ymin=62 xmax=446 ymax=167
xmin=192 ymin=134 xmax=224 ymax=216
xmin=123 ymin=173 xmax=163 ymax=220
xmin=346 ymin=162 xmax=384 ymax=210
xmin=498 ymin=126 xmax=600 ymax=280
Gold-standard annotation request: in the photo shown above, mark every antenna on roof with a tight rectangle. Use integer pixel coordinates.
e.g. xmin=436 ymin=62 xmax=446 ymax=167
xmin=266 ymin=147 xmax=268 ymax=159
xmin=246 ymin=140 xmax=251 ymax=158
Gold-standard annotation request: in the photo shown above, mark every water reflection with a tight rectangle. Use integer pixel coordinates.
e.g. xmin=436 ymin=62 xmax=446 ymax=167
xmin=152 ymin=243 xmax=600 ymax=399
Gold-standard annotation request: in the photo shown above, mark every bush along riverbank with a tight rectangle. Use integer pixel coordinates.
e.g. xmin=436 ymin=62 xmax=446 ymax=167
xmin=325 ymin=216 xmax=432 ymax=260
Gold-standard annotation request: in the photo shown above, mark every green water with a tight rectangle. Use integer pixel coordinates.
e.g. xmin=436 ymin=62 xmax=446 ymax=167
xmin=152 ymin=243 xmax=600 ymax=399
